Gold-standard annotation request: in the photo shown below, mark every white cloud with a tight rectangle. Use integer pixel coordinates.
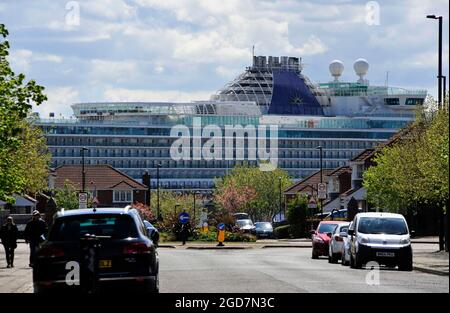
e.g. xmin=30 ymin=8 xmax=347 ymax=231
xmin=403 ymin=49 xmax=450 ymax=69
xmin=83 ymin=0 xmax=137 ymax=20
xmin=8 ymin=49 xmax=33 ymax=72
xmin=154 ymin=65 xmax=165 ymax=74
xmin=90 ymin=59 xmax=138 ymax=82
xmin=215 ymin=66 xmax=240 ymax=79
xmin=103 ymin=88 xmax=214 ymax=103
xmin=8 ymin=49 xmax=63 ymax=73
xmin=33 ymin=87 xmax=80 ymax=118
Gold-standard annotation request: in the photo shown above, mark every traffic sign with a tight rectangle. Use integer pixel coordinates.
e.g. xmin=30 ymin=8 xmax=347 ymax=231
xmin=317 ymin=183 xmax=327 ymax=200
xmin=308 ymin=197 xmax=317 ymax=209
xmin=178 ymin=212 xmax=190 ymax=224
xmin=79 ymin=192 xmax=88 ymax=209
xmin=218 ymin=223 xmax=225 ymax=230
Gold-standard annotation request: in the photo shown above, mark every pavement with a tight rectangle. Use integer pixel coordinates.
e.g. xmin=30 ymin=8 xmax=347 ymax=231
xmin=0 ymin=240 xmax=447 ymax=293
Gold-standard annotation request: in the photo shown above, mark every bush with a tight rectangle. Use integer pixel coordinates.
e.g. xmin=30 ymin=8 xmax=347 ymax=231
xmin=194 ymin=230 xmax=217 ymax=242
xmin=159 ymin=231 xmax=176 ymax=242
xmin=226 ymin=232 xmax=256 ymax=242
xmin=274 ymin=225 xmax=291 ymax=239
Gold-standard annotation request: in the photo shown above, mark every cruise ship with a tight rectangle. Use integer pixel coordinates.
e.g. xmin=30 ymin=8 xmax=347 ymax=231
xmin=36 ymin=56 xmax=427 ymax=191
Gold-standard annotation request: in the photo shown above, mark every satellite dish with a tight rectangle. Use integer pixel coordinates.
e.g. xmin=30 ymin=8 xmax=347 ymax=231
xmin=353 ymin=58 xmax=369 ymax=83
xmin=329 ymin=60 xmax=344 ymax=82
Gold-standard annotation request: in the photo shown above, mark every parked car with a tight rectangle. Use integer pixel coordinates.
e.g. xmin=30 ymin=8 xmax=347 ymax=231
xmin=341 ymin=221 xmax=353 ymax=266
xmin=328 ymin=222 xmax=350 ymax=263
xmin=253 ymin=222 xmax=273 ymax=239
xmin=236 ymin=219 xmax=255 ymax=233
xmin=143 ymin=220 xmax=160 ymax=247
xmin=33 ymin=207 xmax=159 ymax=293
xmin=311 ymin=221 xmax=347 ymax=259
xmin=348 ymin=212 xmax=413 ymax=271
xmin=233 ymin=213 xmax=250 ymax=221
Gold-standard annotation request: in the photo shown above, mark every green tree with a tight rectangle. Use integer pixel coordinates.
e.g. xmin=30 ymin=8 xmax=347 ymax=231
xmin=364 ymin=96 xmax=449 ymax=212
xmin=286 ymin=194 xmax=309 ymax=238
xmin=0 ymin=24 xmax=47 ymax=202
xmin=214 ymin=164 xmax=291 ymax=221
xmin=15 ymin=119 xmax=51 ymax=194
xmin=54 ymin=180 xmax=79 ymax=210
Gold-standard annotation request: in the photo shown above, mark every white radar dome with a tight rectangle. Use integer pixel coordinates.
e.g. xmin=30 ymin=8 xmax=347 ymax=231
xmin=329 ymin=60 xmax=344 ymax=82
xmin=353 ymin=58 xmax=369 ymax=83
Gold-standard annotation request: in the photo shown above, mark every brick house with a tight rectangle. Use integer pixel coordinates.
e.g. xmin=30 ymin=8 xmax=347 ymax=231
xmin=53 ymin=165 xmax=148 ymax=208
xmin=284 ymin=169 xmax=335 ymax=203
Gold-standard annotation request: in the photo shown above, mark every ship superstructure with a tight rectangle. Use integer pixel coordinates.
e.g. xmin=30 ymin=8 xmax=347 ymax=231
xmin=36 ymin=56 xmax=427 ymax=191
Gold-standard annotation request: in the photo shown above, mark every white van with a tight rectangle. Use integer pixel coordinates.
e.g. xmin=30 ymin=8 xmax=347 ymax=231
xmin=347 ymin=212 xmax=413 ymax=271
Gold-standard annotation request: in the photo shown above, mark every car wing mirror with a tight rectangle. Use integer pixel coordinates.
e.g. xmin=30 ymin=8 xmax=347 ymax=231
xmin=347 ymin=229 xmax=355 ymax=236
xmin=410 ymin=230 xmax=416 ymax=238
xmin=151 ymin=231 xmax=159 ymax=246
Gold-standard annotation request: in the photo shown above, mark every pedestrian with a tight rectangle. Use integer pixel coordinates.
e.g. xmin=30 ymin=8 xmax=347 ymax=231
xmin=0 ymin=216 xmax=19 ymax=268
xmin=24 ymin=210 xmax=48 ymax=267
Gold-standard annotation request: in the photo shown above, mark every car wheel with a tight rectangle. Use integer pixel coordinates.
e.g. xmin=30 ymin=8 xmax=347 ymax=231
xmin=331 ymin=253 xmax=338 ymax=263
xmin=147 ymin=274 xmax=159 ymax=293
xmin=312 ymin=249 xmax=318 ymax=259
xmin=398 ymin=260 xmax=413 ymax=271
xmin=341 ymin=253 xmax=347 ymax=266
xmin=353 ymin=252 xmax=363 ymax=269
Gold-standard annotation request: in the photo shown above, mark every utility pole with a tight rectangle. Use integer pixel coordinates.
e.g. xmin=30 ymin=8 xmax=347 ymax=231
xmin=156 ymin=163 xmax=162 ymax=221
xmin=278 ymin=177 xmax=282 ymax=221
xmin=81 ymin=147 xmax=88 ymax=192
xmin=316 ymin=146 xmax=324 ymax=217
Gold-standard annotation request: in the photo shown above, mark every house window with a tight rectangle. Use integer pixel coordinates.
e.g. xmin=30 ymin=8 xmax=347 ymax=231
xmin=113 ymin=190 xmax=133 ymax=203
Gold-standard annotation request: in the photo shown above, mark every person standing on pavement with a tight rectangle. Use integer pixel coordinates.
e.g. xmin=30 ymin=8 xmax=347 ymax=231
xmin=0 ymin=216 xmax=19 ymax=268
xmin=24 ymin=211 xmax=48 ymax=267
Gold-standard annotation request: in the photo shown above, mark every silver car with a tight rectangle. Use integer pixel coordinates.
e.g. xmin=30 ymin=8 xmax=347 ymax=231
xmin=328 ymin=222 xmax=350 ymax=263
xmin=340 ymin=221 xmax=353 ymax=266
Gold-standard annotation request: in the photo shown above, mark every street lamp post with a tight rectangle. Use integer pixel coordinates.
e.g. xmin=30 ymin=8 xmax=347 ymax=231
xmin=427 ymin=15 xmax=443 ymax=109
xmin=316 ymin=146 xmax=323 ymax=216
xmin=81 ymin=147 xmax=89 ymax=192
xmin=192 ymin=191 xmax=200 ymax=226
xmin=278 ymin=177 xmax=282 ymax=221
xmin=156 ymin=163 xmax=162 ymax=220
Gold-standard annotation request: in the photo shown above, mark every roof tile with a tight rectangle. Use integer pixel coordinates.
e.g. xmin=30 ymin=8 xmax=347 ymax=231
xmin=54 ymin=165 xmax=147 ymax=190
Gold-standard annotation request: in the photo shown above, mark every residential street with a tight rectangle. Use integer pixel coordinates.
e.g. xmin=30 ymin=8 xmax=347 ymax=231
xmin=1 ymin=242 xmax=448 ymax=293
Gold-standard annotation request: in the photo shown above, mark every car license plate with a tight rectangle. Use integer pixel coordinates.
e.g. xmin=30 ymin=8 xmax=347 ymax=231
xmin=99 ymin=260 xmax=112 ymax=268
xmin=376 ymin=252 xmax=395 ymax=257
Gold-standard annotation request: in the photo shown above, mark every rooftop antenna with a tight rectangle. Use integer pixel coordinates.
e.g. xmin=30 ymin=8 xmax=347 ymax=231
xmin=252 ymin=45 xmax=255 ymax=58
xmin=385 ymin=71 xmax=389 ymax=88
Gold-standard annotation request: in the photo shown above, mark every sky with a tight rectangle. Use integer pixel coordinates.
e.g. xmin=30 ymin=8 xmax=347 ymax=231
xmin=0 ymin=0 xmax=448 ymax=117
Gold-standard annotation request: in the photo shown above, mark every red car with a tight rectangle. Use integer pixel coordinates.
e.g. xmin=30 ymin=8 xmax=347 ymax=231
xmin=311 ymin=221 xmax=347 ymax=259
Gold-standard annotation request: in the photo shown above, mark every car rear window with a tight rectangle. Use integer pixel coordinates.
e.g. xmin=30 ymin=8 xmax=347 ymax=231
xmin=317 ymin=223 xmax=338 ymax=234
xmin=49 ymin=214 xmax=138 ymax=241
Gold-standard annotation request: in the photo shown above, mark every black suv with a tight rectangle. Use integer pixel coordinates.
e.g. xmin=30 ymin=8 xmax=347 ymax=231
xmin=33 ymin=207 xmax=159 ymax=293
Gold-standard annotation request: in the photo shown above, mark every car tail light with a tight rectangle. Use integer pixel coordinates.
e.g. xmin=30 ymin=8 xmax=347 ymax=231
xmin=37 ymin=246 xmax=65 ymax=258
xmin=123 ymin=242 xmax=151 ymax=255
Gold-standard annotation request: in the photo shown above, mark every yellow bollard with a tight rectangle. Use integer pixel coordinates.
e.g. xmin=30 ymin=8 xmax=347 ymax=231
xmin=217 ymin=222 xmax=225 ymax=246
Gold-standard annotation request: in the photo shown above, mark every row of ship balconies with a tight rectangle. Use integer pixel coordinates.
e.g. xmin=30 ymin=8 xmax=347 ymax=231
xmin=50 ymin=148 xmax=359 ymax=160
xmin=51 ymin=158 xmax=347 ymax=173
xmin=46 ymin=137 xmax=375 ymax=150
